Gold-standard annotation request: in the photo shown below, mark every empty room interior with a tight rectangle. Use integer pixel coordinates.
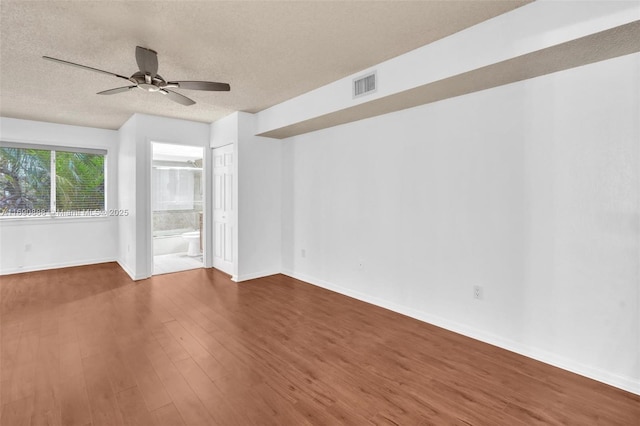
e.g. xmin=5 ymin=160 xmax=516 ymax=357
xmin=1 ymin=1 xmax=639 ymax=425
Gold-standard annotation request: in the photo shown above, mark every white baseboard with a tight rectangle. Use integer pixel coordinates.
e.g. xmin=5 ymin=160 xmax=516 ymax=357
xmin=117 ymin=260 xmax=136 ymax=281
xmin=116 ymin=260 xmax=146 ymax=281
xmin=281 ymin=269 xmax=640 ymax=396
xmin=234 ymin=269 xmax=281 ymax=282
xmin=0 ymin=257 xmax=116 ymax=276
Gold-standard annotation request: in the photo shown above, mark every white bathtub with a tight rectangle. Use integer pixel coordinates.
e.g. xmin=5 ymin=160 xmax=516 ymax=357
xmin=153 ymin=234 xmax=189 ymax=255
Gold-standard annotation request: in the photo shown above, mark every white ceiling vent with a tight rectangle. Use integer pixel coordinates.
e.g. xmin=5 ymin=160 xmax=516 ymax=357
xmin=353 ymin=71 xmax=377 ymax=99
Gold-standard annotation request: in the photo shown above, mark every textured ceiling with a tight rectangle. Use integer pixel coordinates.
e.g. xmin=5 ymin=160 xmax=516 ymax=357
xmin=0 ymin=0 xmax=529 ymax=130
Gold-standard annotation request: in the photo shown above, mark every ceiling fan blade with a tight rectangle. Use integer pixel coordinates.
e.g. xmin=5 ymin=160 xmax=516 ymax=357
xmin=168 ymin=81 xmax=230 ymax=91
xmin=97 ymin=86 xmax=137 ymax=95
xmin=135 ymin=46 xmax=158 ymax=77
xmin=43 ymin=56 xmax=130 ymax=81
xmin=161 ymin=89 xmax=195 ymax=106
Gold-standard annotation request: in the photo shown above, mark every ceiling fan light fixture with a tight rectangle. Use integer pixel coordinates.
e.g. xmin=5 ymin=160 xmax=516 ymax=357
xmin=138 ymin=83 xmax=160 ymax=92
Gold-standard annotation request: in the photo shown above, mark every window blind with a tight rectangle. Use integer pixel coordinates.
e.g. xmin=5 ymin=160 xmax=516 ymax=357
xmin=0 ymin=142 xmax=106 ymax=215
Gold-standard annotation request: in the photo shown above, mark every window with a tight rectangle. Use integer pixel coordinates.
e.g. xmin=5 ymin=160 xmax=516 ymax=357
xmin=0 ymin=143 xmax=106 ymax=217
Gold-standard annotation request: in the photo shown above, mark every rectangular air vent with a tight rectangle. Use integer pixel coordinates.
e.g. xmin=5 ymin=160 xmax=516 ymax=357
xmin=353 ymin=71 xmax=376 ymax=98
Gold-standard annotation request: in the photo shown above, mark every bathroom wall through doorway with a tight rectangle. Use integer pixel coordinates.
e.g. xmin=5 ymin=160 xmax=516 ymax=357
xmin=151 ymin=142 xmax=204 ymax=275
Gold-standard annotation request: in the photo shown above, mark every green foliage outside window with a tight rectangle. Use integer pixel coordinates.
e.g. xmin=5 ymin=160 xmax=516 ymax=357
xmin=0 ymin=147 xmax=51 ymax=212
xmin=0 ymin=146 xmax=105 ymax=215
xmin=56 ymin=151 xmax=105 ymax=211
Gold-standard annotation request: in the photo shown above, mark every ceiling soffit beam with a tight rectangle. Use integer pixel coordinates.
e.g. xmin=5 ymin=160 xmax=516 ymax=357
xmin=257 ymin=20 xmax=640 ymax=139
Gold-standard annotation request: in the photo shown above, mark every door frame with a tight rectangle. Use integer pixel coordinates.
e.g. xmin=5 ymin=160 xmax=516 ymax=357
xmin=211 ymin=143 xmax=236 ymax=277
xmin=148 ymin=140 xmax=211 ymax=276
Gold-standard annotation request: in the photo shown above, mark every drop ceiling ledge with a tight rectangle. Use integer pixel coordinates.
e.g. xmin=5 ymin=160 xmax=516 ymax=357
xmin=257 ymin=20 xmax=640 ymax=140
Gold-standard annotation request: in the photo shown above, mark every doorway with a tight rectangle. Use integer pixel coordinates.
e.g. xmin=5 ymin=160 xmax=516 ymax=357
xmin=151 ymin=142 xmax=204 ymax=275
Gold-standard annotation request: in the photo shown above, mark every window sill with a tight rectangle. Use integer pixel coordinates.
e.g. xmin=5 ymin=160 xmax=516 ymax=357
xmin=0 ymin=214 xmax=116 ymax=226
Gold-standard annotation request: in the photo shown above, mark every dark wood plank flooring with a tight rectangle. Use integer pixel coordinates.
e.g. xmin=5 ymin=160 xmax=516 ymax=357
xmin=1 ymin=262 xmax=638 ymax=425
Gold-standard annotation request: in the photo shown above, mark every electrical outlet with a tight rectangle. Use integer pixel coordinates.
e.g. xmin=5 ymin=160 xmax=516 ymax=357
xmin=24 ymin=244 xmax=31 ymax=252
xmin=474 ymin=285 xmax=483 ymax=300
xmin=301 ymin=249 xmax=306 ymax=258
xmin=358 ymin=259 xmax=364 ymax=270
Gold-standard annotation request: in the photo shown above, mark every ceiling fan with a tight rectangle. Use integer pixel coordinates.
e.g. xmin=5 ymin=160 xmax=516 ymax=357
xmin=42 ymin=46 xmax=230 ymax=106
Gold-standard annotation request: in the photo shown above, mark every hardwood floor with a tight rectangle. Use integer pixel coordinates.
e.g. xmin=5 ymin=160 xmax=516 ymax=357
xmin=1 ymin=263 xmax=638 ymax=425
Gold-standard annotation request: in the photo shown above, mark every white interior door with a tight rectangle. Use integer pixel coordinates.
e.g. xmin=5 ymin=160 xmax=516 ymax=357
xmin=212 ymin=145 xmax=234 ymax=275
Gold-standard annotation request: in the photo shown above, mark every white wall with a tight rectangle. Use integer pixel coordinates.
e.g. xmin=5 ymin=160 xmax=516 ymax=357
xmin=210 ymin=112 xmax=282 ymax=281
xmin=210 ymin=113 xmax=238 ymax=149
xmin=236 ymin=113 xmax=281 ymax=281
xmin=117 ymin=113 xmax=210 ymax=280
xmin=117 ymin=116 xmax=137 ymax=278
xmin=0 ymin=117 xmax=119 ymax=274
xmin=281 ymin=53 xmax=640 ymax=394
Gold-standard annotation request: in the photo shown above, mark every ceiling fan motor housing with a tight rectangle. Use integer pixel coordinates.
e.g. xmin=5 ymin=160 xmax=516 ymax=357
xmin=131 ymin=71 xmax=167 ymax=92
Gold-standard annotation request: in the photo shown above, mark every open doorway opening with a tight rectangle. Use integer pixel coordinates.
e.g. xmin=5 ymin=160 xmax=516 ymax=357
xmin=151 ymin=142 xmax=204 ymax=275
